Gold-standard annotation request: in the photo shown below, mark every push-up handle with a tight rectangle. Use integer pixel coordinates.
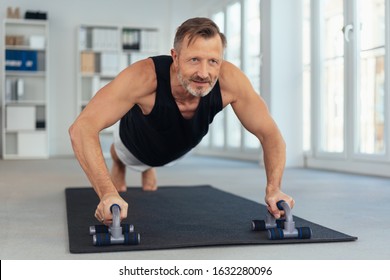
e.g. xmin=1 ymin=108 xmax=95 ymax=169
xmin=91 ymin=204 xmax=141 ymax=246
xmin=252 ymin=200 xmax=312 ymax=240
xmin=251 ymin=200 xmax=286 ymax=231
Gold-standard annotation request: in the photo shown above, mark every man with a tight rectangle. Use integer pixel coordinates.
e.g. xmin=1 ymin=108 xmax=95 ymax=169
xmin=69 ymin=17 xmax=294 ymax=225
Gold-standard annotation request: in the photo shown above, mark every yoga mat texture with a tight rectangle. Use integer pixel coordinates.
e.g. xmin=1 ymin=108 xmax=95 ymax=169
xmin=65 ymin=185 xmax=357 ymax=253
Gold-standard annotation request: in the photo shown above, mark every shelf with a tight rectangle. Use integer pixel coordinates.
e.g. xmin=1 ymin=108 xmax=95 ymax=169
xmin=122 ymin=49 xmax=144 ymax=54
xmin=5 ymin=128 xmax=46 ymax=133
xmin=2 ymin=18 xmax=49 ymax=159
xmin=80 ymin=73 xmax=116 ymax=79
xmin=5 ymin=71 xmax=46 ymax=77
xmin=2 ymin=154 xmax=49 ymax=160
xmin=80 ymin=48 xmax=118 ymax=53
xmin=4 ymin=18 xmax=48 ymax=26
xmin=6 ymin=45 xmax=46 ymax=51
xmin=6 ymin=100 xmax=46 ymax=106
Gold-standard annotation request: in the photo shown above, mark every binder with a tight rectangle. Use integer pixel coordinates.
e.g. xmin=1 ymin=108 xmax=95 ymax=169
xmin=5 ymin=50 xmax=38 ymax=71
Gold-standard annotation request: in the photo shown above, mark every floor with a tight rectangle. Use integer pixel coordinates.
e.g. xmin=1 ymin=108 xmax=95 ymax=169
xmin=0 ymin=155 xmax=389 ymax=260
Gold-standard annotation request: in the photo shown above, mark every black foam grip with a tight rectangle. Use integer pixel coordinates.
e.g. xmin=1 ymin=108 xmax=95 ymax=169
xmin=124 ymin=232 xmax=140 ymax=245
xmin=95 ymin=233 xmax=111 ymax=246
xmin=251 ymin=220 xmax=266 ymax=231
xmin=268 ymin=228 xmax=284 ymax=240
xmin=276 ymin=200 xmax=286 ymax=210
xmin=121 ymin=224 xmax=132 ymax=233
xmin=94 ymin=225 xmax=109 ymax=233
xmin=110 ymin=203 xmax=121 ymax=213
xmin=297 ymin=227 xmax=312 ymax=239
xmin=276 ymin=219 xmax=285 ymax=228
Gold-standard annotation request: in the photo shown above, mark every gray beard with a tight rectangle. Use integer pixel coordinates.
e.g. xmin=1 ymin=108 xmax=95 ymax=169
xmin=177 ymin=71 xmax=216 ymax=98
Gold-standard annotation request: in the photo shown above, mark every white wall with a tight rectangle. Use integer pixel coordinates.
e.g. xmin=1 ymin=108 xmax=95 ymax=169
xmin=0 ymin=0 xmax=191 ymax=156
xmin=0 ymin=0 xmax=304 ymax=166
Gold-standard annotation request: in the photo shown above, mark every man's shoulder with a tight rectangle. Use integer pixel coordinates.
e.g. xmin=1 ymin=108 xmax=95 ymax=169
xmin=131 ymin=57 xmax=156 ymax=71
xmin=219 ymin=60 xmax=244 ymax=87
xmin=121 ymin=57 xmax=157 ymax=81
xmin=114 ymin=57 xmax=157 ymax=97
xmin=219 ymin=60 xmax=253 ymax=104
xmin=220 ymin=60 xmax=242 ymax=80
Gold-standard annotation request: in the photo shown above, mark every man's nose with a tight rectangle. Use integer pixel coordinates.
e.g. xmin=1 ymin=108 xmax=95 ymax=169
xmin=197 ymin=61 xmax=209 ymax=79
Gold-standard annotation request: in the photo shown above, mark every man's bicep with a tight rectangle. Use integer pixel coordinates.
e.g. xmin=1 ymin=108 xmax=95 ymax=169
xmin=76 ymin=70 xmax=137 ymax=131
xmin=232 ymin=92 xmax=277 ymax=142
xmin=77 ymin=59 xmax=155 ymax=131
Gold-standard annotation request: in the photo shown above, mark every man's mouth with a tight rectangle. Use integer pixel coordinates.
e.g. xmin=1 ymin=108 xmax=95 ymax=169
xmin=191 ymin=79 xmax=210 ymax=84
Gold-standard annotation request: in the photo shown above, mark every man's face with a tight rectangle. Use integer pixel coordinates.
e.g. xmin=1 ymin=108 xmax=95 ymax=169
xmin=172 ymin=35 xmax=224 ymax=97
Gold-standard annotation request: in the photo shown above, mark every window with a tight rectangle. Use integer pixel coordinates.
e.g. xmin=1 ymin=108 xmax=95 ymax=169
xmin=243 ymin=0 xmax=261 ymax=149
xmin=321 ymin=0 xmax=345 ymax=153
xmin=198 ymin=0 xmax=261 ymax=159
xmin=307 ymin=0 xmax=389 ymax=175
xmin=226 ymin=2 xmax=242 ymax=149
xmin=303 ymin=0 xmax=311 ymax=152
xmin=357 ymin=0 xmax=386 ymax=155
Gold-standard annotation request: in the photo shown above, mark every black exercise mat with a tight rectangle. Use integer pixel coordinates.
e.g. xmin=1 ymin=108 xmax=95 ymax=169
xmin=65 ymin=185 xmax=357 ymax=253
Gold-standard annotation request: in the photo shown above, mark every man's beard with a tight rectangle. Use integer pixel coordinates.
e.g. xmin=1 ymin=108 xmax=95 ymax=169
xmin=177 ymin=71 xmax=217 ymax=97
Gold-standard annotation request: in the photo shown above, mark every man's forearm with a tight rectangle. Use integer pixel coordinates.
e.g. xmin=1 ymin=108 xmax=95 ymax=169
xmin=261 ymin=131 xmax=286 ymax=191
xmin=69 ymin=122 xmax=117 ymax=199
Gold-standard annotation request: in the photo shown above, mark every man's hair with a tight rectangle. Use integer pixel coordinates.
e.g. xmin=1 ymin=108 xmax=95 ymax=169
xmin=173 ymin=17 xmax=227 ymax=51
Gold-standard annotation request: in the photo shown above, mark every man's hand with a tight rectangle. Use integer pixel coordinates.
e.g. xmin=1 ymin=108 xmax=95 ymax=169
xmin=265 ymin=186 xmax=295 ymax=219
xmin=94 ymin=192 xmax=128 ymax=226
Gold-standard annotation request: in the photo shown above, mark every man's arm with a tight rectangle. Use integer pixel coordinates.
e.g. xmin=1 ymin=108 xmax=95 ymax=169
xmin=68 ymin=58 xmax=156 ymax=223
xmin=220 ymin=62 xmax=294 ymax=218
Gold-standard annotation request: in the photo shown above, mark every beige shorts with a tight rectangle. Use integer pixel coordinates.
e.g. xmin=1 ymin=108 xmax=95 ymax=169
xmin=113 ymin=122 xmax=181 ymax=172
xmin=113 ymin=123 xmax=152 ymax=172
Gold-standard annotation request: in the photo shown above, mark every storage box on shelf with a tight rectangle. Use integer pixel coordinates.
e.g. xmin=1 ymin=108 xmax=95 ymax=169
xmin=1 ymin=19 xmax=49 ymax=159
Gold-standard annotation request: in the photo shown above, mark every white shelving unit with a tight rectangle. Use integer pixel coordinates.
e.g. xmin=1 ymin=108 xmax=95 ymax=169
xmin=76 ymin=24 xmax=159 ymax=156
xmin=1 ymin=19 xmax=49 ymax=159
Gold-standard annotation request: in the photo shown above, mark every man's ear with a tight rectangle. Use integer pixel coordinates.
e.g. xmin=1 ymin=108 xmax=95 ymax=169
xmin=171 ymin=48 xmax=177 ymax=59
xmin=171 ymin=48 xmax=179 ymax=66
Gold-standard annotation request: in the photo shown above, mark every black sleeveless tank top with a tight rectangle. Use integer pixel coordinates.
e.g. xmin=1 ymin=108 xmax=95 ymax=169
xmin=119 ymin=55 xmax=223 ymax=166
